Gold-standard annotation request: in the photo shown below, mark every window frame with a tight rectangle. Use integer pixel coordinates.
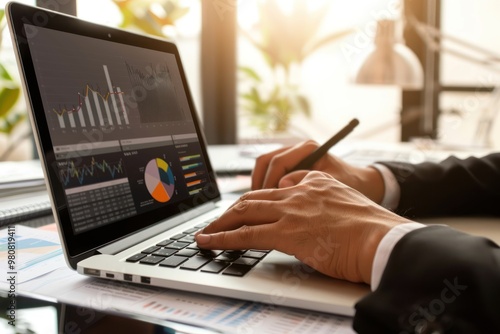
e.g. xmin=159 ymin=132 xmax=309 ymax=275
xmin=402 ymin=0 xmax=496 ymax=141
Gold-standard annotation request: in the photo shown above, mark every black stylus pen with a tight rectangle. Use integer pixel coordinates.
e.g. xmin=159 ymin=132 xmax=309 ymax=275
xmin=290 ymin=118 xmax=360 ymax=172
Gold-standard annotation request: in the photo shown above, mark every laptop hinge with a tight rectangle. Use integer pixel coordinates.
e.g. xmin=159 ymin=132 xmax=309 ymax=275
xmin=97 ymin=202 xmax=218 ymax=255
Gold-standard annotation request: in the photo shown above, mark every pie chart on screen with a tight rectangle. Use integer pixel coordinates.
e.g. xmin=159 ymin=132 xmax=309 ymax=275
xmin=145 ymin=158 xmax=175 ymax=203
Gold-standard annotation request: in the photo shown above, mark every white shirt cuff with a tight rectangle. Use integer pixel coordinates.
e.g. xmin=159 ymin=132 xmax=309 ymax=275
xmin=372 ymin=163 xmax=401 ymax=211
xmin=371 ymin=222 xmax=426 ymax=290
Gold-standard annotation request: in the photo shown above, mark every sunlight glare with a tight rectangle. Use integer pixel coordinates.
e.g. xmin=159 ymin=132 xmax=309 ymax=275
xmin=174 ymin=0 xmax=201 ymax=38
xmin=77 ymin=0 xmax=122 ymax=27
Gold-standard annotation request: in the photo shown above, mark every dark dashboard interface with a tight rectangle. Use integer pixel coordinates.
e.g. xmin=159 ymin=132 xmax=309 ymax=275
xmin=26 ymin=25 xmax=214 ymax=235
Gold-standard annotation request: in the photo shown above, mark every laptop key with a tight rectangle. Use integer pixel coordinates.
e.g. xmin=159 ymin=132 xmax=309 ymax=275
xmin=176 ymin=249 xmax=198 ymax=257
xmin=233 ymin=257 xmax=258 ymax=266
xmin=140 ymin=255 xmax=165 ymax=265
xmin=141 ymin=246 xmax=160 ymax=254
xmin=153 ymin=248 xmax=177 ymax=257
xmin=179 ymin=235 xmax=195 ymax=243
xmin=156 ymin=239 xmax=174 ymax=247
xmin=166 ymin=241 xmax=190 ymax=250
xmin=243 ymin=250 xmax=267 ymax=259
xmin=180 ymin=255 xmax=211 ymax=270
xmin=225 ymin=250 xmax=244 ymax=254
xmin=216 ymin=252 xmax=241 ymax=262
xmin=126 ymin=253 xmax=147 ymax=263
xmin=183 ymin=227 xmax=199 ymax=235
xmin=201 ymin=260 xmax=230 ymax=274
xmin=250 ymin=249 xmax=271 ymax=253
xmin=159 ymin=256 xmax=188 ymax=268
xmin=170 ymin=233 xmax=185 ymax=240
xmin=222 ymin=263 xmax=254 ymax=277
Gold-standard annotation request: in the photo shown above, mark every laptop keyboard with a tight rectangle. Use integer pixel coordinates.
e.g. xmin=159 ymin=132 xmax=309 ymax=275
xmin=125 ymin=220 xmax=269 ymax=277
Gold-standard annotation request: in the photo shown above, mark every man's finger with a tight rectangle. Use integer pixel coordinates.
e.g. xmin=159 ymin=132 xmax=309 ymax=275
xmin=227 ymin=188 xmax=286 ymax=210
xmin=278 ymin=170 xmax=309 ymax=188
xmin=261 ymin=141 xmax=319 ymax=189
xmin=251 ymin=147 xmax=290 ymax=190
xmin=201 ymin=198 xmax=280 ymax=235
xmin=196 ymin=224 xmax=278 ymax=251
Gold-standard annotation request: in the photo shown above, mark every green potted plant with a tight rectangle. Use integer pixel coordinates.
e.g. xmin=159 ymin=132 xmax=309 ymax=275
xmin=239 ymin=0 xmax=352 ymax=135
xmin=0 ymin=9 xmax=25 ymax=161
xmin=111 ymin=0 xmax=190 ymax=38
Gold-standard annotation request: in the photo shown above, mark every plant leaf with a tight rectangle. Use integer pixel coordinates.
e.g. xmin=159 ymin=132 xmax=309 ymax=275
xmin=0 ymin=86 xmax=21 ymax=118
xmin=301 ymin=28 xmax=354 ymax=61
xmin=239 ymin=66 xmax=262 ymax=82
xmin=0 ymin=112 xmax=25 ymax=134
xmin=112 ymin=0 xmax=189 ymax=38
xmin=252 ymin=0 xmax=337 ymax=69
xmin=0 ymin=63 xmax=14 ymax=81
xmin=295 ymin=94 xmax=311 ymax=117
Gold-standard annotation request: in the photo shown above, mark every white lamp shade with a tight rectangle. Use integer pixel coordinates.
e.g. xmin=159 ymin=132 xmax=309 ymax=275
xmin=355 ymin=20 xmax=424 ymax=90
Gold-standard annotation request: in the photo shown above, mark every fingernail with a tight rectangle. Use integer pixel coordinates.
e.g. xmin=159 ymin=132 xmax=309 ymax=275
xmin=196 ymin=234 xmax=211 ymax=245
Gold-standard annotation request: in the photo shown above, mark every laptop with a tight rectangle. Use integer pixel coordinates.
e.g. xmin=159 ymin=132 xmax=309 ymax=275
xmin=6 ymin=2 xmax=369 ymax=316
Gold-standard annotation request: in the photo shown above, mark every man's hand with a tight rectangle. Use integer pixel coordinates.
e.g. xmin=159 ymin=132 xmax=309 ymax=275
xmin=251 ymin=140 xmax=386 ymax=204
xmin=196 ymin=171 xmax=411 ymax=284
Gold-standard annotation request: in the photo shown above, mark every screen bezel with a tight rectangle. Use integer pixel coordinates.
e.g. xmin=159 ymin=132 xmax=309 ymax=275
xmin=6 ymin=2 xmax=221 ymax=268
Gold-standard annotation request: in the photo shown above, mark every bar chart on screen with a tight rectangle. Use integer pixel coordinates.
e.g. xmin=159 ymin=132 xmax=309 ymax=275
xmin=51 ymin=65 xmax=130 ymax=129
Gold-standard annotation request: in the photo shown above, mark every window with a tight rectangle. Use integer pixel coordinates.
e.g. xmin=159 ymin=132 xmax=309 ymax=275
xmin=0 ymin=0 xmax=36 ymax=160
xmin=77 ymin=0 xmax=202 ymax=119
xmin=5 ymin=1 xmax=497 ymax=153
xmin=438 ymin=0 xmax=500 ymax=148
xmin=0 ymin=0 xmax=420 ymax=153
xmin=236 ymin=0 xmax=406 ymax=145
xmin=402 ymin=0 xmax=500 ymax=149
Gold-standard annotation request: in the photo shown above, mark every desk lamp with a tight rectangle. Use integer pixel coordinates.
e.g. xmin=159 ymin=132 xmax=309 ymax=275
xmin=355 ymin=19 xmax=424 ymax=90
xmin=356 ymin=16 xmax=500 ymax=148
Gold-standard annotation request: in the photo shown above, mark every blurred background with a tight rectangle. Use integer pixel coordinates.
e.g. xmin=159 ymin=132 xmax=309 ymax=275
xmin=1 ymin=0 xmax=500 ymax=161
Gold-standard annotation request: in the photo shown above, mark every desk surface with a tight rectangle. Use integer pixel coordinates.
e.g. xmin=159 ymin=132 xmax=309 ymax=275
xmin=2 ymin=143 xmax=499 ymax=333
xmin=3 ymin=215 xmax=500 ymax=334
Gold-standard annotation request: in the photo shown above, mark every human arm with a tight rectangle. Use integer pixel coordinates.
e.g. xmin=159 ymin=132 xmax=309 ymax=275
xmin=196 ymin=171 xmax=411 ymax=284
xmin=253 ymin=141 xmax=500 ymax=217
xmin=251 ymin=140 xmax=386 ymax=204
xmin=354 ymin=225 xmax=500 ymax=333
xmin=380 ymin=153 xmax=500 ymax=217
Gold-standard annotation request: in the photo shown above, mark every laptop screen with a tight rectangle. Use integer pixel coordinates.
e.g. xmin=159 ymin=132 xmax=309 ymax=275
xmin=8 ymin=3 xmax=220 ymax=261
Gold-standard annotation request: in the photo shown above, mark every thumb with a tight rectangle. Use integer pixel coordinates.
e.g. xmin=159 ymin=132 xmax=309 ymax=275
xmin=278 ymin=170 xmax=309 ymax=188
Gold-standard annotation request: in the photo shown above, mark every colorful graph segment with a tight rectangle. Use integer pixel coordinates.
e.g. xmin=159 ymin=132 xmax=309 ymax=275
xmin=51 ymin=65 xmax=129 ymax=129
xmin=60 ymin=157 xmax=125 ymax=186
xmin=145 ymin=158 xmax=175 ymax=203
xmin=52 ymin=84 xmax=124 ymax=117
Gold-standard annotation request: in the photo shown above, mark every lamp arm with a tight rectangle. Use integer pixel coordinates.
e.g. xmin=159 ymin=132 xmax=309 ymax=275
xmin=406 ymin=16 xmax=500 ymax=148
xmin=408 ymin=16 xmax=500 ymax=70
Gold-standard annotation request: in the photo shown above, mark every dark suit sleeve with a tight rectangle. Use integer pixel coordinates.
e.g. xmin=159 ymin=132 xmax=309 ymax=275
xmin=353 ymin=225 xmax=500 ymax=334
xmin=379 ymin=153 xmax=500 ymax=218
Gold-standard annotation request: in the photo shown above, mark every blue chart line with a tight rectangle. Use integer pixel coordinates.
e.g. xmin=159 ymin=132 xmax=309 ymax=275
xmin=60 ymin=157 xmax=125 ymax=187
xmin=20 ymin=249 xmax=63 ymax=270
xmin=0 ymin=238 xmax=58 ymax=251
